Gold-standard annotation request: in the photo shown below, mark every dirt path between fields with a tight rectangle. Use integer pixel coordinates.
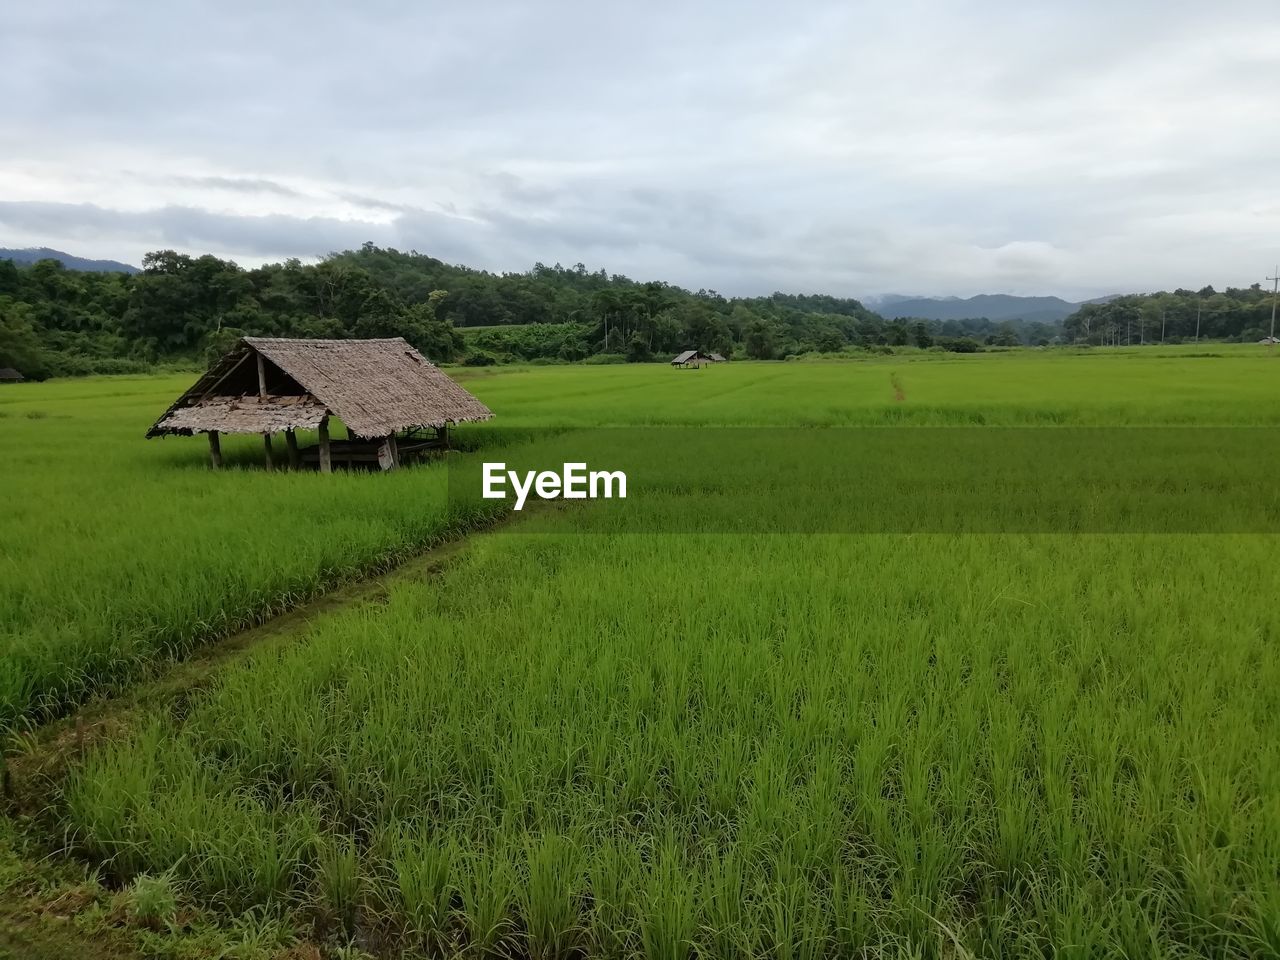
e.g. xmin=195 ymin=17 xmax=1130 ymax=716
xmin=0 ymin=505 xmax=541 ymax=960
xmin=3 ymin=530 xmax=486 ymax=810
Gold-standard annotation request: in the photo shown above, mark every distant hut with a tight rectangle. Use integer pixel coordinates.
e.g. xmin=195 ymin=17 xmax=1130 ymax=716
xmin=0 ymin=367 xmax=24 ymax=383
xmin=147 ymin=337 xmax=492 ymax=472
xmin=671 ymin=350 xmax=711 ymax=368
xmin=708 ymin=352 xmax=728 ymax=363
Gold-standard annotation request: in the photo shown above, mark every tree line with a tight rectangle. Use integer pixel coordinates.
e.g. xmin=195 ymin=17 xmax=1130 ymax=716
xmin=4 ymin=242 xmax=1083 ymax=378
xmin=1062 ymin=286 xmax=1278 ymax=346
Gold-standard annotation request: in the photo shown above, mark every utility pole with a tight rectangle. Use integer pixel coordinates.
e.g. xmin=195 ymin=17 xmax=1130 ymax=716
xmin=1195 ymin=302 xmax=1201 ymax=342
xmin=1268 ymin=266 xmax=1279 ymax=350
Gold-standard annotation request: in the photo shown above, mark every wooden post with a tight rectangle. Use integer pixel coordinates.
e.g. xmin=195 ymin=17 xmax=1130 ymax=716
xmin=208 ymin=431 xmax=222 ymax=469
xmin=387 ymin=434 xmax=399 ymax=469
xmin=318 ymin=417 xmax=332 ymax=474
xmin=257 ymin=353 xmax=274 ymax=471
xmin=285 ymin=429 xmax=300 ymax=469
xmin=438 ymin=424 xmax=450 ymax=450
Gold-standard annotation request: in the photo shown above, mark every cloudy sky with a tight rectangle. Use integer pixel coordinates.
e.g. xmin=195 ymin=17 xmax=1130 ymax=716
xmin=2 ymin=0 xmax=1277 ymax=299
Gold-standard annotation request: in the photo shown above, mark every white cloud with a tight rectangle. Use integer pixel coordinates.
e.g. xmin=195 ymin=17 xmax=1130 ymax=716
xmin=1 ymin=0 xmax=1277 ymax=298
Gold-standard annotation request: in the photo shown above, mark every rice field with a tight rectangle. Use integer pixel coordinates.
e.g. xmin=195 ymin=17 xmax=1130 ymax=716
xmin=10 ymin=349 xmax=1272 ymax=728
xmin=0 ymin=374 xmax=488 ymax=728
xmin=4 ymin=346 xmax=1280 ymax=958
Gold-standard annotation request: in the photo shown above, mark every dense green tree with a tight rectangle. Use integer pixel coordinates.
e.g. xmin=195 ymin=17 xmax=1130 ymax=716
xmin=1063 ymin=287 xmax=1277 ymax=346
xmin=626 ymin=331 xmax=652 ymax=363
xmin=400 ymin=292 xmax=463 ymax=362
xmin=744 ymin=318 xmax=780 ymax=360
xmin=27 ymin=243 xmax=1242 ymax=374
xmin=0 ymin=301 xmax=54 ymax=378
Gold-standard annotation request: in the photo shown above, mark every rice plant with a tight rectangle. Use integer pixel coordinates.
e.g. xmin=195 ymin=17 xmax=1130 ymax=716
xmin=6 ymin=348 xmax=1280 ymax=956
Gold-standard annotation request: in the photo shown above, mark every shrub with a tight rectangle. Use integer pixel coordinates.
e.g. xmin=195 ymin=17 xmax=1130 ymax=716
xmin=935 ymin=337 xmax=982 ymax=354
xmin=127 ymin=872 xmax=178 ymax=927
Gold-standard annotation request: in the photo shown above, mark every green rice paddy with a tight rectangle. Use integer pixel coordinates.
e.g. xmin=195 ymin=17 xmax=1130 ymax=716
xmin=3 ymin=346 xmax=1279 ymax=958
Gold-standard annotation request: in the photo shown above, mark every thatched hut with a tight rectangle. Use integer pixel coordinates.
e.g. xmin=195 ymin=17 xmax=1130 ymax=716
xmin=147 ymin=337 xmax=492 ymax=471
xmin=672 ymin=350 xmax=723 ymax=368
xmin=0 ymin=367 xmax=24 ymax=383
xmin=671 ymin=350 xmax=710 ymax=368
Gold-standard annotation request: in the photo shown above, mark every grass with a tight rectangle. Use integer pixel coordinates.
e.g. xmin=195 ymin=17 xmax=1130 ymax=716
xmin=12 ymin=349 xmax=1276 ymax=728
xmin=4 ymin=345 xmax=1280 ymax=957
xmin=65 ymin=531 xmax=1280 ymax=957
xmin=456 ymin=322 xmax=554 ymax=333
xmin=0 ymin=374 xmax=504 ymax=728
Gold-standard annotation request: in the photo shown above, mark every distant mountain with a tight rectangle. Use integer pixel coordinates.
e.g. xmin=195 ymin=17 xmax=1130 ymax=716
xmin=0 ymin=247 xmax=139 ymax=273
xmin=877 ymin=293 xmax=1079 ymax=324
xmin=864 ymin=293 xmax=922 ymax=308
xmin=864 ymin=293 xmax=964 ymax=308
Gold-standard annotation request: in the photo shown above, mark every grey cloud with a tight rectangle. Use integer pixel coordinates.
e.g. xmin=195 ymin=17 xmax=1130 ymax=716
xmin=0 ymin=201 xmax=390 ymax=262
xmin=335 ymin=192 xmax=420 ymax=215
xmin=161 ymin=175 xmax=306 ymax=198
xmin=0 ymin=200 xmax=546 ymax=274
xmin=2 ymin=0 xmax=1278 ymax=298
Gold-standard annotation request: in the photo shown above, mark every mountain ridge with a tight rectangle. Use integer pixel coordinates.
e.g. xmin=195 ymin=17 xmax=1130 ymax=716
xmin=874 ymin=293 xmax=1090 ymax=324
xmin=0 ymin=246 xmax=140 ymax=274
xmin=1 ymin=246 xmax=1115 ymax=317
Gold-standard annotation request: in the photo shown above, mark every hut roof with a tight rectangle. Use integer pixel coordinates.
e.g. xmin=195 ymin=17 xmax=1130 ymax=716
xmin=671 ymin=350 xmax=698 ymax=364
xmin=0 ymin=367 xmax=24 ymax=381
xmin=708 ymin=353 xmax=727 ymax=362
xmin=148 ymin=337 xmax=492 ymax=439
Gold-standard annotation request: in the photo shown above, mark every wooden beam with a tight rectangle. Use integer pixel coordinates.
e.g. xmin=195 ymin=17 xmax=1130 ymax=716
xmin=285 ymin=429 xmax=300 ymax=469
xmin=195 ymin=349 xmax=251 ymax=404
xmin=263 ymin=433 xmax=275 ymax=471
xmin=256 ymin=352 xmax=268 ymax=397
xmin=438 ymin=424 xmax=450 ymax=450
xmin=318 ymin=417 xmax=332 ymax=474
xmin=208 ymin=431 xmax=222 ymax=469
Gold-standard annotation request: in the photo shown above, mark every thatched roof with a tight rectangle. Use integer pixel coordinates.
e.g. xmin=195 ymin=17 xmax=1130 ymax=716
xmin=148 ymin=337 xmax=492 ymax=439
xmin=0 ymin=367 xmax=24 ymax=381
xmin=158 ymin=394 xmax=330 ymax=434
xmin=671 ymin=350 xmax=699 ymax=365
